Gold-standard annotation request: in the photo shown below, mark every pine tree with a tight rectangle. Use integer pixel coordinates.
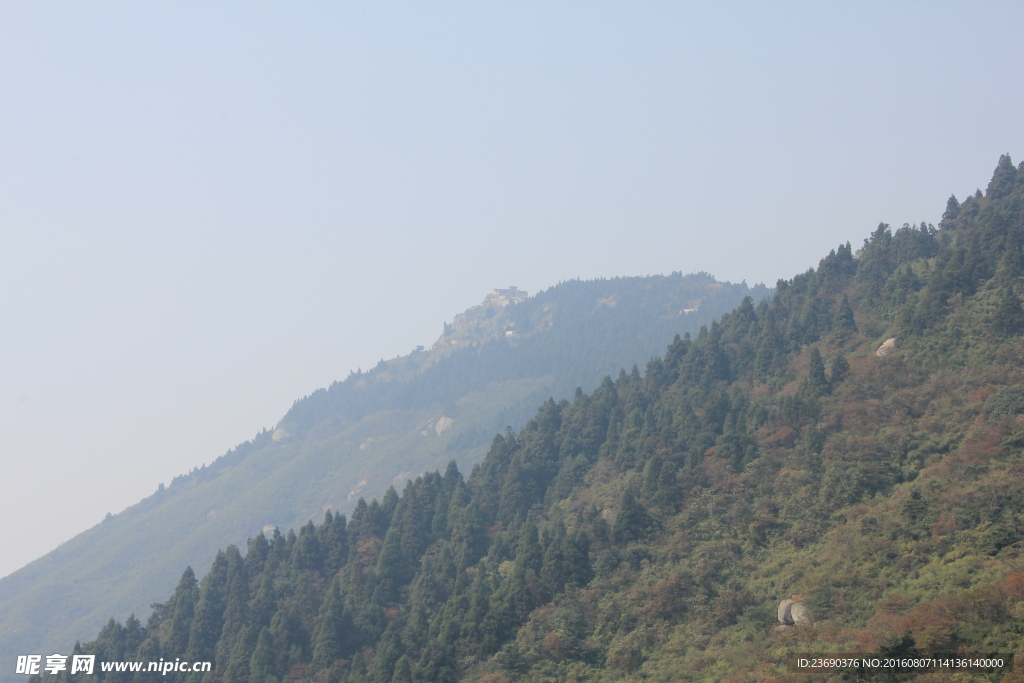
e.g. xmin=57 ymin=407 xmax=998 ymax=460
xmin=940 ymin=194 xmax=961 ymax=226
xmin=372 ymin=625 xmax=402 ymax=683
xmin=167 ymin=567 xmax=200 ymax=656
xmin=563 ymin=530 xmax=593 ymax=588
xmin=215 ymin=552 xmax=249 ymax=670
xmin=347 ymin=653 xmax=368 ymax=683
xmin=612 ymin=490 xmax=652 ymax=544
xmin=515 ymin=523 xmax=542 ymax=575
xmin=222 ymin=626 xmax=254 ymax=683
xmin=390 ymin=655 xmax=412 ymax=683
xmin=372 ymin=526 xmax=405 ymax=605
xmin=539 ymin=526 xmax=567 ymax=598
xmin=186 ymin=551 xmax=229 ymax=664
xmin=248 ymin=628 xmax=275 ymax=683
xmin=833 ymin=294 xmax=857 ymax=338
xmin=312 ymin=579 xmax=355 ymax=670
xmin=828 ymin=353 xmax=849 ymax=385
xmin=986 ymin=153 xmax=1017 ymax=200
xmin=805 ymin=347 xmax=830 ymax=397
xmin=244 ymin=533 xmax=270 ymax=579
xmin=292 ymin=521 xmax=322 ymax=572
xmin=994 ymin=284 xmax=1024 ymax=336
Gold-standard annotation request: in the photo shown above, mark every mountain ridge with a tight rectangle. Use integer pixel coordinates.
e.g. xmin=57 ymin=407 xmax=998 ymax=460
xmin=0 ymin=272 xmax=765 ymax=680
xmin=36 ymin=155 xmax=1024 ymax=683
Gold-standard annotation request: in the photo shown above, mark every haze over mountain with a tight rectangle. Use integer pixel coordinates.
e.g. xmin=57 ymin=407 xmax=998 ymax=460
xmin=0 ymin=273 xmax=765 ymax=679
xmin=34 ymin=156 xmax=1024 ymax=683
xmin=4 ymin=2 xmax=1024 ymax=587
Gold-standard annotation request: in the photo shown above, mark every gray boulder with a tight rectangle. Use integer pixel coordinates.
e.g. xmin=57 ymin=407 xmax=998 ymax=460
xmin=778 ymin=599 xmax=794 ymax=624
xmin=778 ymin=597 xmax=811 ymax=625
xmin=876 ymin=338 xmax=896 ymax=357
xmin=790 ymin=601 xmax=811 ymax=625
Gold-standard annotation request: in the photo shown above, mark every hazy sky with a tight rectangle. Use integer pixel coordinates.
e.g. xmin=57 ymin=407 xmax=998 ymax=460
xmin=1 ymin=1 xmax=1022 ymax=579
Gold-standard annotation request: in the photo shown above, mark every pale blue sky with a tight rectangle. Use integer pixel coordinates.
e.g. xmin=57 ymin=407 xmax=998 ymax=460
xmin=1 ymin=1 xmax=1022 ymax=577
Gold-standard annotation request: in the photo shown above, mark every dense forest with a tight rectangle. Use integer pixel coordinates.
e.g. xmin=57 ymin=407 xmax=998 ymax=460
xmin=274 ymin=273 xmax=766 ymax=441
xmin=46 ymin=156 xmax=1024 ymax=682
xmin=0 ymin=270 xmax=761 ymax=674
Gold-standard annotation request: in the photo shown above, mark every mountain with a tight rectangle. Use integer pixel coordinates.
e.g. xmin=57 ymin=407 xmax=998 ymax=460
xmin=0 ymin=273 xmax=766 ymax=680
xmin=42 ymin=155 xmax=1024 ymax=683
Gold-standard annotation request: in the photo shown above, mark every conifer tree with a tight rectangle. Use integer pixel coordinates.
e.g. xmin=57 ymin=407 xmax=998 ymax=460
xmin=539 ymin=525 xmax=567 ymax=598
xmin=563 ymin=530 xmax=593 ymax=588
xmin=986 ymin=153 xmax=1017 ymax=200
xmin=292 ymin=521 xmax=322 ymax=572
xmin=373 ymin=526 xmax=405 ymax=605
xmin=186 ymin=551 xmax=229 ymax=664
xmin=312 ymin=579 xmax=355 ymax=670
xmin=390 ymin=655 xmax=412 ymax=683
xmin=244 ymin=533 xmax=270 ymax=579
xmin=612 ymin=490 xmax=652 ymax=544
xmin=248 ymin=628 xmax=275 ymax=683
xmin=167 ymin=567 xmax=199 ymax=656
xmin=994 ymin=284 xmax=1024 ymax=336
xmin=222 ymin=626 xmax=254 ymax=683
xmin=249 ymin=562 xmax=277 ymax=631
xmin=372 ymin=625 xmax=402 ymax=683
xmin=135 ymin=635 xmax=162 ymax=683
xmin=347 ymin=653 xmax=368 ymax=683
xmin=515 ymin=523 xmax=542 ymax=575
xmin=940 ymin=194 xmax=961 ymax=225
xmin=833 ymin=294 xmax=857 ymax=338
xmin=805 ymin=347 xmax=830 ymax=397
xmin=828 ymin=353 xmax=849 ymax=385
xmin=652 ymin=461 xmax=680 ymax=510
xmin=215 ymin=553 xmax=249 ymax=668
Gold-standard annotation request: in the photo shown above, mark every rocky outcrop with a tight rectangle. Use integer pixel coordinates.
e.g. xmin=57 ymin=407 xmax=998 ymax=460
xmin=435 ymin=416 xmax=455 ymax=435
xmin=876 ymin=338 xmax=896 ymax=357
xmin=778 ymin=597 xmax=811 ymax=625
xmin=790 ymin=601 xmax=810 ymax=625
xmin=778 ymin=599 xmax=794 ymax=624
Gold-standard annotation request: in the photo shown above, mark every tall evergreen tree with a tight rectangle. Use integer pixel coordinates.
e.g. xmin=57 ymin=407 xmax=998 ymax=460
xmin=612 ymin=490 xmax=652 ymax=544
xmin=186 ymin=551 xmax=230 ymax=664
xmin=805 ymin=347 xmax=830 ymax=397
xmin=833 ymin=294 xmax=857 ymax=338
xmin=312 ymin=579 xmax=355 ymax=670
xmin=994 ymin=284 xmax=1024 ymax=336
xmin=248 ymin=628 xmax=276 ymax=683
xmin=167 ymin=567 xmax=199 ymax=657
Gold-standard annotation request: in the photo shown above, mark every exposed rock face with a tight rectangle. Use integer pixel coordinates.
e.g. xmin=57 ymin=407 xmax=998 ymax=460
xmin=778 ymin=599 xmax=794 ymax=624
xmin=431 ymin=286 xmax=536 ymax=352
xmin=485 ymin=286 xmax=528 ymax=307
xmin=778 ymin=597 xmax=811 ymax=625
xmin=272 ymin=428 xmax=291 ymax=442
xmin=876 ymin=338 xmax=896 ymax=357
xmin=790 ymin=601 xmax=811 ymax=625
xmin=435 ymin=416 xmax=455 ymax=435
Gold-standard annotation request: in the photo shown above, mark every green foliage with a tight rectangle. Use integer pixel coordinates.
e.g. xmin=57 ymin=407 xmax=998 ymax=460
xmin=62 ymin=156 xmax=1024 ymax=683
xmin=994 ymin=284 xmax=1024 ymax=336
xmin=0 ymin=272 xmax=770 ymax=673
xmin=828 ymin=352 xmax=850 ymax=385
xmin=805 ymin=347 xmax=830 ymax=397
xmin=985 ymin=385 xmax=1024 ymax=420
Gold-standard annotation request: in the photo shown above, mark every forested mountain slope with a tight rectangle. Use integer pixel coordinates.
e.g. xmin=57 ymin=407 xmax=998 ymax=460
xmin=0 ymin=274 xmax=764 ymax=682
xmin=47 ymin=155 xmax=1024 ymax=683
